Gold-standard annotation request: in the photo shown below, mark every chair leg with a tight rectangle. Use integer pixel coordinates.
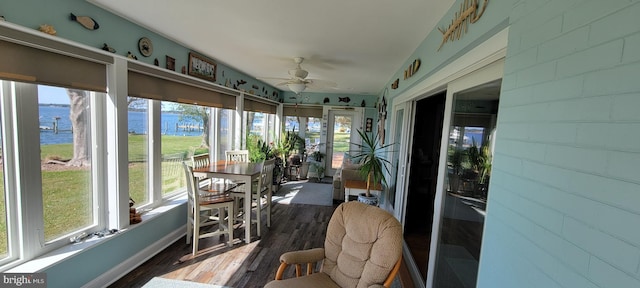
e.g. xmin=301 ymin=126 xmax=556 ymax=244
xmin=186 ymin=219 xmax=193 ymax=245
xmin=266 ymin=192 xmax=272 ymax=228
xmin=186 ymin=208 xmax=193 ymax=245
xmin=192 ymin=217 xmax=200 ymax=256
xmin=226 ymin=204 xmax=234 ymax=247
xmin=256 ymin=196 xmax=262 ymax=237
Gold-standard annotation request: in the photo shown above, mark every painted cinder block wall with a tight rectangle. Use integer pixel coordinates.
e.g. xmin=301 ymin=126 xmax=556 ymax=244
xmin=477 ymin=1 xmax=640 ymax=287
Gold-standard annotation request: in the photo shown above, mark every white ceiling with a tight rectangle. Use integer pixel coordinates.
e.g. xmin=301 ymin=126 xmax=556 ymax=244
xmin=90 ymin=0 xmax=455 ymax=95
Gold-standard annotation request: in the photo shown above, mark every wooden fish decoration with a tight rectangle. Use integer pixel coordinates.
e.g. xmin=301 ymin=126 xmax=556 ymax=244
xmin=126 ymin=51 xmax=137 ymax=60
xmin=437 ymin=0 xmax=488 ymax=51
xmin=70 ymin=13 xmax=99 ymax=30
xmin=101 ymin=43 xmax=116 ymax=53
xmin=338 ymin=97 xmax=351 ymax=103
xmin=38 ymin=24 xmax=56 ymax=36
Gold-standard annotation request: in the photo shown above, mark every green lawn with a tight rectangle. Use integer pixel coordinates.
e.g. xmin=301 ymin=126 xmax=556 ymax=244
xmin=0 ymin=134 xmax=206 ymax=253
xmin=0 ymin=131 xmax=327 ymax=254
xmin=332 ymin=132 xmax=351 ymax=152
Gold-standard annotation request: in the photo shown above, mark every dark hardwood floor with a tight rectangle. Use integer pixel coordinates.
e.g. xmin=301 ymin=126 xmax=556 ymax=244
xmin=109 ymin=202 xmax=338 ymax=288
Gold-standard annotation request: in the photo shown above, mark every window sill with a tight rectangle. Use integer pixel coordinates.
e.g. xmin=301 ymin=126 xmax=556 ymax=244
xmin=4 ymin=196 xmax=187 ymax=273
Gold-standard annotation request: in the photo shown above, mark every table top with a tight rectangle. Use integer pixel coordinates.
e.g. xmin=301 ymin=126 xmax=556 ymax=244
xmin=193 ymin=161 xmax=263 ymax=176
xmin=344 ymin=179 xmax=382 ymax=190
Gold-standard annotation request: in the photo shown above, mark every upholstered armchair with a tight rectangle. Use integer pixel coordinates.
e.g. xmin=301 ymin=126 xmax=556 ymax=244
xmin=264 ymin=201 xmax=403 ymax=288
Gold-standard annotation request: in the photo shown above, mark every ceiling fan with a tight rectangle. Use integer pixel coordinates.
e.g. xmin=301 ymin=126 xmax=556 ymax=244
xmin=260 ymin=57 xmax=336 ymax=95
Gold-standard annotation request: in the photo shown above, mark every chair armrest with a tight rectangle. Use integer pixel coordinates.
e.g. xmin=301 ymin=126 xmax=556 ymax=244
xmin=274 ymin=248 xmax=325 ymax=280
xmin=280 ymin=247 xmax=325 ymax=264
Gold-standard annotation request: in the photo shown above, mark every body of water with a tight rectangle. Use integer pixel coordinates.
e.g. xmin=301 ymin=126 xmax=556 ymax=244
xmin=39 ymin=105 xmax=205 ymax=145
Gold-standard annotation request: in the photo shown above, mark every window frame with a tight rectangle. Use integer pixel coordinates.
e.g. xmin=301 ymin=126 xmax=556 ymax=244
xmin=0 ymin=82 xmax=108 ymax=264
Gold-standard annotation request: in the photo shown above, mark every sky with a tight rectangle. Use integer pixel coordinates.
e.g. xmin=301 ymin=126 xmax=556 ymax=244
xmin=38 ymin=85 xmax=70 ymax=105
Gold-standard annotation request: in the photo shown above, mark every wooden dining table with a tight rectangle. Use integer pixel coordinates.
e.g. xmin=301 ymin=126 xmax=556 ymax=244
xmin=192 ymin=160 xmax=263 ymax=244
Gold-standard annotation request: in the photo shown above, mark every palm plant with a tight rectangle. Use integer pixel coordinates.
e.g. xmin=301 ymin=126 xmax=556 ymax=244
xmin=351 ymin=129 xmax=394 ymax=197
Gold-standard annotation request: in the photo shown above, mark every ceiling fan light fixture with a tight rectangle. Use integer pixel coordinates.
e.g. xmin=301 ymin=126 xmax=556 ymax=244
xmin=287 ymin=83 xmax=306 ymax=94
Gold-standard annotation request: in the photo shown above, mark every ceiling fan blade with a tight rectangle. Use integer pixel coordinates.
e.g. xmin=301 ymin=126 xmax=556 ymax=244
xmin=275 ymin=81 xmax=292 ymax=86
xmin=306 ymin=79 xmax=337 ymax=88
xmin=257 ymin=76 xmax=289 ymax=81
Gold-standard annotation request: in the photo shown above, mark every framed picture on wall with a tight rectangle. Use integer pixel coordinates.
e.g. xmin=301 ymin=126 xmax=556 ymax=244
xmin=365 ymin=118 xmax=373 ymax=132
xmin=166 ymin=55 xmax=175 ymax=71
xmin=188 ymin=52 xmax=217 ymax=82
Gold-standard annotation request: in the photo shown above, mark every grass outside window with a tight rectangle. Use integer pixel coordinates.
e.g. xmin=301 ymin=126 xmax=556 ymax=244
xmin=0 ymin=134 xmax=207 ymax=253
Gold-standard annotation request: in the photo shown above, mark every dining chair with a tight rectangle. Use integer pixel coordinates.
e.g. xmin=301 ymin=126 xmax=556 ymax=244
xmin=182 ymin=162 xmax=235 ymax=255
xmin=225 ymin=150 xmax=250 ymax=163
xmin=191 ymin=153 xmax=212 ymax=187
xmin=230 ymin=158 xmax=275 ymax=238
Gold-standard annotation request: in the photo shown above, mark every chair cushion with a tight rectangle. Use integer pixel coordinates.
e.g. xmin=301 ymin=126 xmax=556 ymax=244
xmin=264 ymin=272 xmax=340 ymax=288
xmin=322 ymin=202 xmax=402 ymax=288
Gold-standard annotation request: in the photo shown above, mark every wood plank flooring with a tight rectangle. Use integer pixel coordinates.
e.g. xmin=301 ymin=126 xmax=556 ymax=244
xmin=109 ymin=202 xmax=337 ymax=288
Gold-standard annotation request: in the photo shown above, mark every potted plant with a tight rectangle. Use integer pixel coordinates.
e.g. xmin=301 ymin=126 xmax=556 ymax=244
xmin=474 ymin=141 xmax=492 ymax=198
xmin=308 ymin=151 xmax=326 ymax=182
xmin=448 ymin=147 xmax=466 ymax=193
xmin=351 ymin=129 xmax=393 ymax=206
xmin=311 ymin=151 xmax=325 ymax=162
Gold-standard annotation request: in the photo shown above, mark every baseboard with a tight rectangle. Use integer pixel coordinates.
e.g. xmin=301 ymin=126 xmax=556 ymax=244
xmin=82 ymin=225 xmax=186 ymax=288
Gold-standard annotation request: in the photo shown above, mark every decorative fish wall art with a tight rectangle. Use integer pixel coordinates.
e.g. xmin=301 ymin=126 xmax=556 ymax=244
xmin=437 ymin=0 xmax=488 ymax=51
xmin=101 ymin=43 xmax=116 ymax=53
xmin=39 ymin=24 xmax=57 ymax=36
xmin=338 ymin=97 xmax=351 ymax=103
xmin=126 ymin=51 xmax=137 ymax=60
xmin=70 ymin=13 xmax=99 ymax=30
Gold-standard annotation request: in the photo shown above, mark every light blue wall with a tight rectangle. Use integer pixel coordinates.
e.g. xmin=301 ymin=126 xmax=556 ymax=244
xmin=282 ymin=90 xmax=376 ymax=108
xmin=0 ymin=1 xmax=279 ymax=287
xmin=0 ymin=0 xmax=282 ymax=101
xmin=42 ymin=206 xmax=185 ymax=288
xmin=383 ymin=0 xmax=511 ymax=100
xmin=477 ymin=1 xmax=640 ymax=287
xmin=5 ymin=0 xmax=640 ymax=287
xmin=381 ymin=0 xmax=640 ymax=287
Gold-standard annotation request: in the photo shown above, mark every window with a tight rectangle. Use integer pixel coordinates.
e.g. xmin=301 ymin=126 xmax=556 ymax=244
xmin=244 ymin=96 xmax=278 ymax=147
xmin=0 ymin=99 xmax=7 ymax=261
xmin=128 ymin=97 xmax=149 ymax=208
xmin=39 ymin=85 xmax=97 ymax=242
xmin=214 ymin=108 xmax=234 ymax=162
xmin=0 ymin=30 xmax=254 ymax=269
xmin=283 ymin=105 xmax=323 ymax=154
xmin=284 ymin=116 xmax=299 ymax=133
xmin=160 ymin=101 xmax=208 ymax=195
xmin=305 ymin=117 xmax=321 ymax=152
xmin=246 ymin=111 xmax=265 ymax=141
xmin=246 ymin=111 xmax=277 ymax=144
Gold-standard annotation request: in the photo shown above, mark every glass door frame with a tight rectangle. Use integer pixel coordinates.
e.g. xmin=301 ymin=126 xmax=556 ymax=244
xmin=387 ymin=102 xmax=412 ymax=217
xmin=325 ymin=108 xmax=362 ymax=176
xmin=425 ymin=59 xmax=505 ymax=287
xmin=390 ymin=28 xmax=507 ymax=288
